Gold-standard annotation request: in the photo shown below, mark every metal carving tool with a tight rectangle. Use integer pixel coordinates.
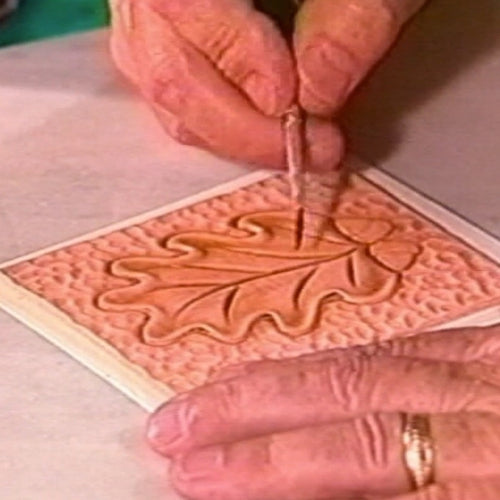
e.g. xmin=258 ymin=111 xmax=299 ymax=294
xmin=256 ymin=0 xmax=341 ymax=247
xmin=283 ymin=104 xmax=307 ymax=249
xmin=255 ymin=0 xmax=308 ymax=248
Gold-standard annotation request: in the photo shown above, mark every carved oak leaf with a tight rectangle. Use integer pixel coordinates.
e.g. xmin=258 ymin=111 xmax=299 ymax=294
xmin=97 ymin=211 xmax=420 ymax=346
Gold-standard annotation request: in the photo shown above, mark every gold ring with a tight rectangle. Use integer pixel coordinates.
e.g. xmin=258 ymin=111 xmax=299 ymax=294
xmin=401 ymin=413 xmax=436 ymax=490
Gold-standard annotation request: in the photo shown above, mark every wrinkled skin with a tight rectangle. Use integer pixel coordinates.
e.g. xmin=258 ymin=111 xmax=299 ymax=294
xmin=148 ymin=324 xmax=500 ymax=500
xmin=109 ymin=0 xmax=426 ymax=171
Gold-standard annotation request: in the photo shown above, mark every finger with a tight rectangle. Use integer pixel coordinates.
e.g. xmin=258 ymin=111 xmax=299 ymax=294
xmin=431 ymin=412 xmax=500 ymax=484
xmin=216 ymin=324 xmax=500 ymax=381
xmin=376 ymin=324 xmax=500 ymax=365
xmin=295 ymin=0 xmax=427 ymax=115
xmin=151 ymin=104 xmax=208 ymax=148
xmin=133 ymin=3 xmax=344 ymax=170
xmin=147 ymin=354 xmax=500 ymax=456
xmin=144 ymin=0 xmax=296 ymax=116
xmin=283 ymin=324 xmax=500 ymax=366
xmin=171 ymin=414 xmax=408 ymax=500
xmin=170 ymin=413 xmax=500 ymax=500
xmin=390 ymin=480 xmax=500 ymax=500
xmin=109 ymin=0 xmax=140 ymax=84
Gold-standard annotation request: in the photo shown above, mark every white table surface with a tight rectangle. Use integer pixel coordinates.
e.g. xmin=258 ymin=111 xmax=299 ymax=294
xmin=1 ymin=1 xmax=499 ymax=497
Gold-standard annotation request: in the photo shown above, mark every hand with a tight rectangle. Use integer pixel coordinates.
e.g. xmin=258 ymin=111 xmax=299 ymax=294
xmin=147 ymin=324 xmax=500 ymax=500
xmin=109 ymin=0 xmax=343 ymax=171
xmin=295 ymin=0 xmax=427 ymax=115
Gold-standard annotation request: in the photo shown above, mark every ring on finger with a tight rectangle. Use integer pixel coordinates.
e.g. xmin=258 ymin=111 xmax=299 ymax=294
xmin=401 ymin=413 xmax=436 ymax=490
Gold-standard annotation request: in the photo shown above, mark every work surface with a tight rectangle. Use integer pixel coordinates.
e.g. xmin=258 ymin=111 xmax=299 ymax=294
xmin=1 ymin=3 xmax=500 ymax=498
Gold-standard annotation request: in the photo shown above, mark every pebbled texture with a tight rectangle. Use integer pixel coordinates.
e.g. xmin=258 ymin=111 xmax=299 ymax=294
xmin=5 ymin=175 xmax=500 ymax=392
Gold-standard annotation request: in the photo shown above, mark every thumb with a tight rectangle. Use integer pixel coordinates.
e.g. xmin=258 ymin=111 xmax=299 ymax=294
xmin=295 ymin=0 xmax=427 ymax=116
xmin=389 ymin=479 xmax=500 ymax=500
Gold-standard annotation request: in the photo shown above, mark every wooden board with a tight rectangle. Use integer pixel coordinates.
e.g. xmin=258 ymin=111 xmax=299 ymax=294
xmin=1 ymin=163 xmax=499 ymax=412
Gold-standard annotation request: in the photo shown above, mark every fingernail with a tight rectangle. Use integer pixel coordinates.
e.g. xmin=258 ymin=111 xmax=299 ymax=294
xmin=179 ymin=447 xmax=224 ymax=479
xmin=146 ymin=401 xmax=186 ymax=455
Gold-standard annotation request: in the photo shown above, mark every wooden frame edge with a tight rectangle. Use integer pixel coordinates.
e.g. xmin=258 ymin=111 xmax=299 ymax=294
xmin=0 ymin=272 xmax=173 ymax=412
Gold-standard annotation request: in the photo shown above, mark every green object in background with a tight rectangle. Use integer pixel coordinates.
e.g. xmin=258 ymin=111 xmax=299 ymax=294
xmin=0 ymin=0 xmax=109 ymax=47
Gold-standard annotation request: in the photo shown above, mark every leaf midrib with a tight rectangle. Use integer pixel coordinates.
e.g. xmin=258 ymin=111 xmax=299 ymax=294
xmin=175 ymin=248 xmax=359 ymax=318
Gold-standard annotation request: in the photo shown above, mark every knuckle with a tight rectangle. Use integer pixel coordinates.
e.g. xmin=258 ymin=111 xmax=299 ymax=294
xmin=353 ymin=414 xmax=394 ymax=472
xmin=202 ymin=13 xmax=278 ymax=85
xmin=209 ymin=380 xmax=243 ymax=421
xmin=203 ymin=21 xmax=243 ymax=67
xmin=145 ymin=63 xmax=185 ymax=111
xmin=325 ymin=354 xmax=368 ymax=412
xmin=145 ymin=43 xmax=202 ymax=106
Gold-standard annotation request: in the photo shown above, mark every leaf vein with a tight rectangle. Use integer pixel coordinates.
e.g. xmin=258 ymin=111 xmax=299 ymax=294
xmin=175 ymin=249 xmax=357 ymax=319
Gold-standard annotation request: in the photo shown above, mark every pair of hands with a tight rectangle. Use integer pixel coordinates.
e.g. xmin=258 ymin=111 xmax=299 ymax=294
xmin=110 ymin=0 xmax=426 ymax=171
xmin=108 ymin=2 xmax=497 ymax=499
xmin=147 ymin=324 xmax=500 ymax=500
